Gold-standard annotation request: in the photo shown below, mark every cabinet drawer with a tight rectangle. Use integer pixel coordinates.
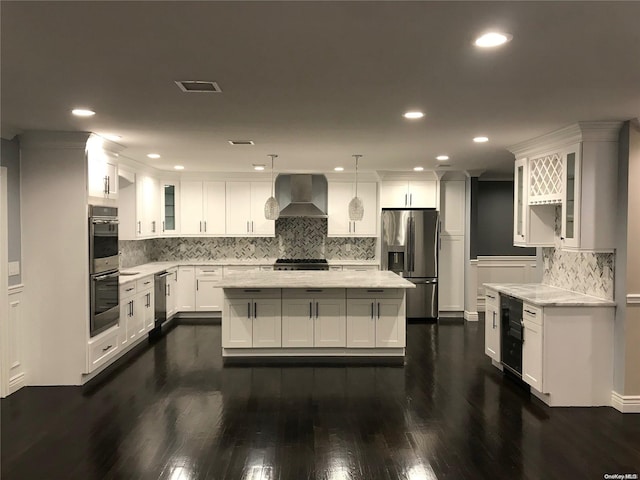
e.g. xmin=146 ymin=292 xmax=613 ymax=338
xmin=136 ymin=276 xmax=154 ymax=292
xmin=225 ymin=288 xmax=281 ymax=299
xmin=347 ymin=288 xmax=404 ymax=299
xmin=259 ymin=265 xmax=274 ymax=271
xmin=224 ymin=265 xmax=260 ymax=274
xmin=88 ymin=328 xmax=119 ymax=372
xmin=328 ymin=265 xmax=343 ymax=271
xmin=283 ymin=288 xmax=345 ymax=299
xmin=195 ymin=266 xmax=223 ymax=277
xmin=120 ymin=282 xmax=137 ymax=299
xmin=485 ymin=289 xmax=500 ymax=309
xmin=523 ymin=303 xmax=543 ymax=325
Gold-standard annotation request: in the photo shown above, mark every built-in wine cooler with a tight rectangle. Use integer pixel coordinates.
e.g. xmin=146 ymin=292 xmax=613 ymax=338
xmin=501 ymin=294 xmax=523 ymax=377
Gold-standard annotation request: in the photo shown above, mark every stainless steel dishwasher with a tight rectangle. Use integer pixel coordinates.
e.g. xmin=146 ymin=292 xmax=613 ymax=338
xmin=154 ymin=271 xmax=171 ymax=327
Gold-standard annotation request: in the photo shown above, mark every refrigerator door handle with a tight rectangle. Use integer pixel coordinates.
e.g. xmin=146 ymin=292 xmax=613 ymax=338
xmin=404 ymin=215 xmax=411 ymax=273
xmin=409 ymin=216 xmax=415 ymax=272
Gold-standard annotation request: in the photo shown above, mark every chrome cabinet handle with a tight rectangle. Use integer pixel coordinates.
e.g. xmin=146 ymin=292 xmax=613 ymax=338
xmin=125 ymin=287 xmax=134 ymax=292
xmin=204 ymin=221 xmax=207 ymax=232
xmin=247 ymin=221 xmax=250 ymax=233
xmin=377 ymin=302 xmax=380 ymax=319
xmin=404 ymin=193 xmax=407 ymax=206
xmin=168 ymin=284 xmax=170 ymax=296
xmin=409 ymin=193 xmax=412 ymax=206
xmin=316 ymin=302 xmax=319 ymax=319
xmin=248 ymin=302 xmax=251 ymax=319
xmin=137 ymin=221 xmax=141 ymax=234
xmin=349 ymin=222 xmax=351 ymax=233
xmin=310 ymin=302 xmax=313 ymax=319
xmin=102 ymin=344 xmax=113 ymax=352
xmin=371 ymin=302 xmax=374 ymax=319
xmin=254 ymin=302 xmax=257 ymax=318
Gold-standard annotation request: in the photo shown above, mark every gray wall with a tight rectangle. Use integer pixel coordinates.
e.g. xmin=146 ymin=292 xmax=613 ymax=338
xmin=473 ymin=180 xmax=535 ymax=257
xmin=1 ymin=137 xmax=22 ymax=285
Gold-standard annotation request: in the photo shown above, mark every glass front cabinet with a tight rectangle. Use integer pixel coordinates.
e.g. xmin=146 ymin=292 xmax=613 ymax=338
xmin=513 ymin=158 xmax=527 ymax=245
xmin=161 ymin=181 xmax=180 ymax=235
xmin=560 ymin=143 xmax=581 ymax=250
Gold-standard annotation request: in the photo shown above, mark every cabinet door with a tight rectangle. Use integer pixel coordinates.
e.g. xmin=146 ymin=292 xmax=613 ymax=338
xmin=223 ymin=299 xmax=253 ymax=348
xmin=252 ymin=298 xmax=282 ymax=348
xmin=106 ymin=157 xmax=118 ymax=198
xmin=126 ymin=299 xmax=138 ymax=343
xmin=136 ymin=175 xmax=160 ymax=237
xmin=160 ymin=181 xmax=179 ymax=234
xmin=346 ymin=299 xmax=376 ymax=348
xmin=380 ymin=181 xmax=409 ymax=208
xmin=438 ymin=236 xmax=464 ymax=311
xmin=167 ymin=269 xmax=178 ymax=317
xmin=203 ymin=181 xmax=226 ymax=235
xmin=314 ymin=298 xmax=346 ymax=347
xmin=513 ymin=158 xmax=527 ymax=244
xmin=196 ymin=278 xmax=224 ymax=311
xmin=352 ymin=182 xmax=378 ymax=236
xmin=327 ymin=182 xmax=352 ymax=236
xmin=441 ymin=181 xmax=465 ymax=236
xmin=180 ymin=181 xmax=204 ymax=235
xmin=250 ymin=182 xmax=275 ymax=236
xmin=561 ymin=144 xmax=581 ymax=249
xmin=522 ymin=319 xmax=543 ymax=391
xmin=176 ymin=266 xmax=196 ymax=312
xmin=134 ymin=294 xmax=147 ymax=336
xmin=282 ymin=298 xmax=314 ymax=347
xmin=87 ymin=146 xmax=118 ymax=199
xmin=376 ymin=298 xmax=405 ymax=347
xmin=226 ymin=182 xmax=252 ymax=235
xmin=143 ymin=290 xmax=155 ymax=332
xmin=408 ymin=181 xmax=437 ymax=208
xmin=119 ymin=300 xmax=131 ymax=347
xmin=484 ymin=304 xmax=500 ymax=361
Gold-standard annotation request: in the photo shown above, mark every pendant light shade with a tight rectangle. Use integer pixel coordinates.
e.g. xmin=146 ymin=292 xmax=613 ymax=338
xmin=264 ymin=154 xmax=280 ymax=220
xmin=348 ymin=154 xmax=364 ymax=221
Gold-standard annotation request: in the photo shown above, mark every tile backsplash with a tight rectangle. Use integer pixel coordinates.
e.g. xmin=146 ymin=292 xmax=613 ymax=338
xmin=120 ymin=217 xmax=376 ymax=267
xmin=541 ymin=206 xmax=614 ymax=300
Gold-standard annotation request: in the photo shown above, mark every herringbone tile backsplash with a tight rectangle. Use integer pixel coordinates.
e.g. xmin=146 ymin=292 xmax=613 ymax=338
xmin=541 ymin=207 xmax=614 ymax=300
xmin=120 ymin=217 xmax=375 ymax=267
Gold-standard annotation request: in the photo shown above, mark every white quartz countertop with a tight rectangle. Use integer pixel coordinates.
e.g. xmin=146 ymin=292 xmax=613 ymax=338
xmin=217 ymin=271 xmax=415 ymax=289
xmin=484 ymin=283 xmax=615 ymax=307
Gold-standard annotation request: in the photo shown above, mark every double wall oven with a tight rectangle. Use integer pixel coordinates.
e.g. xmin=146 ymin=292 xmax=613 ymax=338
xmin=89 ymin=205 xmax=120 ymax=337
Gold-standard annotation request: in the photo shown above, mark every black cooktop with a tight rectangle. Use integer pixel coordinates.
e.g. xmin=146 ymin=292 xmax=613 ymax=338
xmin=275 ymin=259 xmax=328 ymax=264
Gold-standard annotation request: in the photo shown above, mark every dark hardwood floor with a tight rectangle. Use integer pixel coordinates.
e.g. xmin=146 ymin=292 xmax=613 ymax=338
xmin=2 ymin=319 xmax=640 ymax=480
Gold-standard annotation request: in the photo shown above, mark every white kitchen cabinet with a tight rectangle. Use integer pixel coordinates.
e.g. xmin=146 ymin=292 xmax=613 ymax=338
xmin=166 ymin=268 xmax=178 ymax=318
xmin=87 ymin=327 xmax=120 ymax=373
xmin=160 ymin=181 xmax=179 ymax=235
xmin=513 ymin=158 xmax=555 ymax=247
xmin=195 ymin=266 xmax=223 ymax=311
xmin=346 ymin=290 xmax=405 ymax=348
xmin=282 ymin=290 xmax=346 ymax=347
xmin=135 ymin=276 xmax=155 ymax=332
xmin=440 ymin=181 xmax=465 ymax=236
xmin=380 ymin=180 xmax=437 ymax=208
xmin=484 ymin=289 xmax=500 ymax=362
xmin=224 ymin=265 xmax=261 ymax=274
xmin=438 ymin=236 xmax=464 ymax=312
xmin=226 ymin=182 xmax=275 ymax=236
xmin=327 ymin=181 xmax=377 ymax=236
xmin=223 ymin=289 xmax=282 ymax=348
xmin=87 ymin=144 xmax=118 ymax=201
xmin=136 ymin=174 xmax=161 ymax=237
xmin=522 ymin=318 xmax=543 ymax=391
xmin=180 ymin=181 xmax=226 ymax=235
xmin=176 ymin=266 xmax=196 ymax=311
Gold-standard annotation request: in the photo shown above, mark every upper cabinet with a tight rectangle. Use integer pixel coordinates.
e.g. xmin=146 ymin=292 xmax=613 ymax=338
xmin=509 ymin=122 xmax=622 ymax=252
xmin=327 ymin=181 xmax=377 ymax=237
xmin=380 ymin=180 xmax=437 ymax=208
xmin=225 ymin=182 xmax=275 ymax=236
xmin=180 ymin=181 xmax=225 ymax=235
xmin=160 ymin=180 xmax=179 ymax=235
xmin=87 ymin=135 xmax=121 ymax=202
xmin=136 ymin=174 xmax=161 ymax=237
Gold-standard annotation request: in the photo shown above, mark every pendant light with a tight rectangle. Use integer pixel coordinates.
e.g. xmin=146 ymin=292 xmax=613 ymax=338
xmin=264 ymin=154 xmax=280 ymax=220
xmin=348 ymin=154 xmax=364 ymax=221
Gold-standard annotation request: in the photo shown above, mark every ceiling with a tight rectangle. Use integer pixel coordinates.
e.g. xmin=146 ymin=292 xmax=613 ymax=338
xmin=2 ymin=1 xmax=639 ymax=177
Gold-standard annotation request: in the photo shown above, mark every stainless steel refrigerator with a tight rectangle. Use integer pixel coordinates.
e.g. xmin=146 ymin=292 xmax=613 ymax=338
xmin=381 ymin=208 xmax=439 ymax=319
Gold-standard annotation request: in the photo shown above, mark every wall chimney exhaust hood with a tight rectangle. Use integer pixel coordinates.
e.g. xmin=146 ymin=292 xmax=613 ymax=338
xmin=276 ymin=174 xmax=328 ymax=218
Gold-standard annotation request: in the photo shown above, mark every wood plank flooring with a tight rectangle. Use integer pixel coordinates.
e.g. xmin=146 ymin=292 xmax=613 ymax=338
xmin=2 ymin=320 xmax=640 ymax=479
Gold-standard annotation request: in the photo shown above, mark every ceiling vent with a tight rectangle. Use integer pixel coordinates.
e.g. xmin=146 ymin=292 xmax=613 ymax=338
xmin=228 ymin=140 xmax=255 ymax=146
xmin=175 ymin=81 xmax=222 ymax=93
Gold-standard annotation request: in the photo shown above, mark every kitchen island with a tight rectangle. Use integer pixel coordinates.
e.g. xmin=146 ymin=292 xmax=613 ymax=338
xmin=216 ymin=271 xmax=415 ymax=360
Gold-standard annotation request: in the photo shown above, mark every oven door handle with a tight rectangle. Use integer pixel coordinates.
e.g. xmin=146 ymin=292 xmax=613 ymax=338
xmin=93 ymin=271 xmax=120 ymax=281
xmin=92 ymin=219 xmax=120 ymax=225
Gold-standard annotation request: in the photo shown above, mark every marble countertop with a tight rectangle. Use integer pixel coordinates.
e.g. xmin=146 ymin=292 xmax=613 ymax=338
xmin=484 ymin=283 xmax=615 ymax=307
xmin=217 ymin=271 xmax=415 ymax=289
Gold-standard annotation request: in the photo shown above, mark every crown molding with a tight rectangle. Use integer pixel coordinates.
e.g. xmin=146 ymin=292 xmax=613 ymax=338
xmin=18 ymin=130 xmax=92 ymax=150
xmin=508 ymin=121 xmax=624 ymax=158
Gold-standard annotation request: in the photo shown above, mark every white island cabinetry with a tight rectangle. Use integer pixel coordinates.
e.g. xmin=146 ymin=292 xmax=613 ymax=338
xmin=223 ymin=289 xmax=282 ymax=348
xmin=282 ymin=289 xmax=346 ymax=347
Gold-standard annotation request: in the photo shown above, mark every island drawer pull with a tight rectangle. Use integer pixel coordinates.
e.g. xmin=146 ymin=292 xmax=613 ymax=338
xmin=244 ymin=289 xmax=261 ymax=293
xmin=524 ymin=309 xmax=537 ymax=316
xmin=306 ymin=289 xmax=322 ymax=293
xmin=102 ymin=344 xmax=113 ymax=352
xmin=367 ymin=289 xmax=384 ymax=293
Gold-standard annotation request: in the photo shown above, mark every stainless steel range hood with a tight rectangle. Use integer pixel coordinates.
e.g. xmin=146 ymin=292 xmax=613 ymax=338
xmin=276 ymin=174 xmax=328 ymax=218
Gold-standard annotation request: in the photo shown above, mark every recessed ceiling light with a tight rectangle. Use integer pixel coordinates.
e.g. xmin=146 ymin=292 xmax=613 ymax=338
xmin=253 ymin=164 xmax=265 ymax=171
xmin=72 ymin=108 xmax=95 ymax=117
xmin=228 ymin=140 xmax=255 ymax=146
xmin=147 ymin=153 xmax=161 ymax=159
xmin=413 ymin=167 xmax=424 ymax=172
xmin=436 ymin=155 xmax=449 ymax=161
xmin=474 ymin=32 xmax=512 ymax=48
xmin=103 ymin=134 xmax=121 ymax=141
xmin=334 ymin=167 xmax=344 ymax=172
xmin=174 ymin=165 xmax=185 ymax=170
xmin=473 ymin=136 xmax=489 ymax=143
xmin=403 ymin=111 xmax=424 ymax=119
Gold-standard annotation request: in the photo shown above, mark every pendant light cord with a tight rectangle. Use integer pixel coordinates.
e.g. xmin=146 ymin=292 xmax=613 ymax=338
xmin=269 ymin=154 xmax=277 ymax=196
xmin=353 ymin=154 xmax=362 ymax=197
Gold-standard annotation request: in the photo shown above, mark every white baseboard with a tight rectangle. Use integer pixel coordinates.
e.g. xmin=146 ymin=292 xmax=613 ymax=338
xmin=611 ymin=391 xmax=640 ymax=413
xmin=627 ymin=294 xmax=640 ymax=305
xmin=477 ymin=297 xmax=486 ymax=311
xmin=438 ymin=311 xmax=464 ymax=319
xmin=463 ymin=311 xmax=479 ymax=322
xmin=7 ymin=372 xmax=26 ymax=396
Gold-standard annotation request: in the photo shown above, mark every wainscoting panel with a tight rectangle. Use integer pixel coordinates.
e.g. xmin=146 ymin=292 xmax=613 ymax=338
xmin=475 ymin=256 xmax=538 ymax=311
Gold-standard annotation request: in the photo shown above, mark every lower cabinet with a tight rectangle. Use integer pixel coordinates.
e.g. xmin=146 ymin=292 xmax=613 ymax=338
xmin=176 ymin=266 xmax=196 ymax=311
xmin=484 ymin=289 xmax=500 ymax=362
xmin=281 ymin=289 xmax=346 ymax=347
xmin=346 ymin=289 xmax=405 ymax=348
xmin=223 ymin=289 xmax=282 ymax=348
xmin=195 ymin=266 xmax=223 ymax=311
xmin=166 ymin=268 xmax=178 ymax=318
xmin=522 ymin=304 xmax=543 ymax=391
